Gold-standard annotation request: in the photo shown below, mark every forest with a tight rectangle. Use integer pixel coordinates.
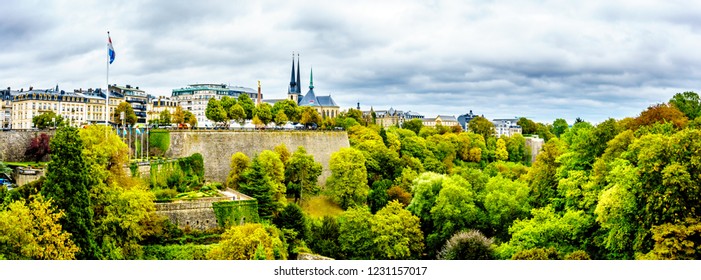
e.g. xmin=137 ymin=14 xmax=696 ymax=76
xmin=1 ymin=91 xmax=701 ymax=260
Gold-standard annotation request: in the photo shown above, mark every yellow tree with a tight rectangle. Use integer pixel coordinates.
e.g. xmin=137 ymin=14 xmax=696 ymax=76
xmin=495 ymin=138 xmax=508 ymax=161
xmin=207 ymin=223 xmax=287 ymax=260
xmin=0 ymin=195 xmax=79 ymax=260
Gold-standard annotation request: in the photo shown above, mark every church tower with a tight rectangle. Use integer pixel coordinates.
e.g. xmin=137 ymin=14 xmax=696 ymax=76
xmin=287 ymin=53 xmax=300 ymax=103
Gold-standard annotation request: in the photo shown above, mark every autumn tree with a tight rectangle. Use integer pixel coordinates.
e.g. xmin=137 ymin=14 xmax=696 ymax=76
xmin=630 ymin=103 xmax=688 ymax=131
xmin=225 ymin=152 xmax=250 ymax=189
xmin=207 ymin=223 xmax=286 ymax=260
xmin=495 ymin=138 xmax=508 ymax=161
xmin=32 ymin=111 xmax=64 ymax=129
xmin=299 ymin=106 xmax=322 ymax=127
xmin=468 ymin=116 xmax=495 ymax=141
xmin=41 ymin=126 xmax=98 ymax=259
xmin=0 ymin=195 xmax=79 ymax=260
xmin=114 ymin=102 xmax=137 ymax=126
xmin=172 ymin=106 xmax=185 ymax=125
xmin=25 ymin=133 xmax=51 ymax=163
xmin=327 ymin=148 xmax=369 ymax=209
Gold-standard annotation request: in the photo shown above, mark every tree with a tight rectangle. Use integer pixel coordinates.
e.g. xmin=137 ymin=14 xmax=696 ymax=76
xmin=407 ymin=172 xmax=445 ymax=242
xmin=483 ymin=175 xmax=531 ymax=239
xmin=274 ymin=111 xmax=288 ymax=126
xmin=468 ymin=116 xmax=495 ymax=141
xmin=220 ymin=96 xmax=237 ymax=117
xmin=525 ymin=138 xmax=566 ymax=208
xmin=669 ymin=91 xmax=701 ymax=120
xmin=41 ymin=126 xmax=98 ymax=259
xmin=402 ymin=119 xmax=424 ymax=135
xmin=159 ymin=109 xmax=171 ymax=126
xmin=327 ymin=148 xmax=369 ymax=209
xmin=32 ymin=111 xmax=64 ymax=129
xmin=184 ymin=110 xmax=197 ymax=128
xmin=338 ymin=207 xmax=376 ymax=259
xmin=25 ymin=133 xmax=51 ymax=163
xmin=630 ymin=103 xmax=688 ymax=131
xmin=284 ymin=147 xmax=322 ymax=203
xmin=207 ymin=223 xmax=286 ymax=260
xmin=372 ymin=201 xmax=425 ymax=259
xmin=506 ymin=134 xmax=527 ymax=163
xmin=114 ymin=102 xmax=137 ymax=126
xmin=172 ymin=106 xmax=185 ymax=125
xmin=517 ymin=117 xmax=537 ymax=134
xmin=226 ymin=152 xmax=250 ymax=189
xmin=240 ymin=151 xmax=286 ymax=219
xmin=237 ymin=94 xmax=256 ymax=119
xmin=273 ymin=203 xmax=308 ymax=240
xmin=274 ymin=144 xmax=291 ymax=165
xmin=0 ymin=195 xmax=79 ymax=260
xmin=553 ymin=118 xmax=569 ymax=137
xmin=229 ymin=103 xmax=246 ymax=125
xmin=387 ymin=186 xmax=412 ymax=207
xmin=205 ymin=98 xmax=228 ymax=126
xmin=254 ymin=103 xmax=273 ymax=125
xmin=495 ymin=138 xmax=508 ymax=161
xmin=271 ymin=99 xmax=300 ymax=123
xmin=438 ymin=230 xmax=494 ymax=260
xmin=299 ymin=106 xmax=322 ymax=127
xmin=367 ymin=179 xmax=391 ymax=214
xmin=428 ymin=175 xmax=481 ymax=254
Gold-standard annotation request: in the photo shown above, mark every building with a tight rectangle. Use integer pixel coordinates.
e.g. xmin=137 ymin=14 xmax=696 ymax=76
xmin=457 ymin=110 xmax=478 ymax=131
xmin=493 ymin=118 xmax=522 ymax=137
xmin=171 ymin=83 xmax=258 ymax=128
xmin=422 ymin=115 xmax=459 ymax=128
xmin=9 ymin=86 xmax=123 ymax=129
xmin=110 ymin=84 xmax=148 ymax=124
xmin=268 ymin=54 xmax=340 ymax=119
xmin=360 ymin=107 xmax=426 ymax=128
xmin=147 ymin=95 xmax=179 ymax=124
xmin=1 ymin=87 xmax=18 ymax=129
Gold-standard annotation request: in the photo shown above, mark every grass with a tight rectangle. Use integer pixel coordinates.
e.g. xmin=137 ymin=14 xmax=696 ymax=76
xmin=300 ymin=195 xmax=344 ymax=218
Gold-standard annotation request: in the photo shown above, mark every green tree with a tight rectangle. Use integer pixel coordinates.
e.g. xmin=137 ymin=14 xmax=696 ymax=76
xmin=158 ymin=109 xmax=171 ymax=126
xmin=307 ymin=216 xmax=341 ymax=259
xmin=284 ymin=147 xmax=322 ymax=203
xmin=525 ymin=138 xmax=566 ymax=208
xmin=428 ymin=175 xmax=481 ymax=254
xmin=184 ymin=110 xmax=197 ymax=128
xmin=237 ymin=94 xmax=256 ymax=119
xmin=338 ymin=207 xmax=375 ymax=259
xmin=483 ymin=175 xmax=531 ymax=239
xmin=114 ymin=102 xmax=137 ymax=126
xmin=0 ymin=195 xmax=79 ymax=260
xmin=205 ymin=98 xmax=228 ymax=126
xmin=226 ymin=152 xmax=250 ymax=190
xmin=407 ymin=172 xmax=445 ymax=243
xmin=271 ymin=99 xmax=300 ymax=123
xmin=239 ymin=151 xmax=286 ymax=219
xmin=553 ymin=118 xmax=569 ymax=137
xmin=220 ymin=96 xmax=237 ymax=117
xmin=506 ymin=134 xmax=527 ymax=163
xmin=438 ymin=230 xmax=494 ymax=260
xmin=468 ymin=116 xmax=495 ymax=141
xmin=495 ymin=138 xmax=508 ymax=161
xmin=207 ymin=223 xmax=286 ymax=260
xmin=32 ymin=111 xmax=65 ymax=129
xmin=41 ymin=126 xmax=98 ymax=259
xmin=669 ymin=91 xmax=701 ymax=120
xmin=273 ymin=203 xmax=308 ymax=240
xmin=372 ymin=201 xmax=425 ymax=259
xmin=229 ymin=103 xmax=246 ymax=125
xmin=367 ymin=179 xmax=391 ymax=214
xmin=274 ymin=111 xmax=288 ymax=126
xmin=327 ymin=148 xmax=369 ymax=209
xmin=402 ymin=119 xmax=424 ymax=135
xmin=254 ymin=103 xmax=273 ymax=125
xmin=517 ymin=117 xmax=537 ymax=134
xmin=274 ymin=144 xmax=291 ymax=165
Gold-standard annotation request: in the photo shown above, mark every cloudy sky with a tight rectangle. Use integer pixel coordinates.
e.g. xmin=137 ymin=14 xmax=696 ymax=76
xmin=2 ymin=0 xmax=701 ymax=124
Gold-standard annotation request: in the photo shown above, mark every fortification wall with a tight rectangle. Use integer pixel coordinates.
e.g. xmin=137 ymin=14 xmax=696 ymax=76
xmin=166 ymin=131 xmax=350 ymax=186
xmin=526 ymin=137 xmax=545 ymax=163
xmin=0 ymin=130 xmax=55 ymax=162
xmin=155 ymin=197 xmax=229 ymax=230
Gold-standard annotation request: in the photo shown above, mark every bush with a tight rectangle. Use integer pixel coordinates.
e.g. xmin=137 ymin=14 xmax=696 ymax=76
xmin=154 ymin=188 xmax=178 ymax=202
xmin=437 ymin=230 xmax=494 ymax=260
xmin=149 ymin=130 xmax=170 ymax=157
xmin=512 ymin=247 xmax=560 ymax=260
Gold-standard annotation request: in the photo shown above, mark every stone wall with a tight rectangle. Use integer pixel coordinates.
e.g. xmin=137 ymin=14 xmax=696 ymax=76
xmin=155 ymin=197 xmax=230 ymax=230
xmin=166 ymin=131 xmax=350 ymax=186
xmin=525 ymin=136 xmax=545 ymax=163
xmin=0 ymin=130 xmax=55 ymax=162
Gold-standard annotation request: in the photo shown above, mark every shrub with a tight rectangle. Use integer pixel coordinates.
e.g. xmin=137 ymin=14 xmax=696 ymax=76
xmin=437 ymin=230 xmax=494 ymax=260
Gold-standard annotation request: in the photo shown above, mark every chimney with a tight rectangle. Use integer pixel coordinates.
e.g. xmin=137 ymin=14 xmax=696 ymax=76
xmin=126 ymin=85 xmax=131 ymax=89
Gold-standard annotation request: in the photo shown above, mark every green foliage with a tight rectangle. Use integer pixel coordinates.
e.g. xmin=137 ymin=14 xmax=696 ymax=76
xmin=142 ymin=244 xmax=212 ymax=260
xmin=114 ymin=102 xmax=137 ymax=126
xmin=511 ymin=247 xmax=560 ymax=260
xmin=327 ymin=148 xmax=369 ymax=209
xmin=367 ymin=179 xmax=391 ymax=213
xmin=401 ymin=119 xmax=423 ymax=135
xmin=372 ymin=201 xmax=425 ymax=259
xmin=273 ymin=203 xmax=308 ymax=240
xmin=307 ymin=216 xmax=341 ymax=259
xmin=468 ymin=116 xmax=495 ymax=141
xmin=239 ymin=151 xmax=286 ymax=220
xmin=207 ymin=223 xmax=287 ymax=260
xmin=284 ymin=147 xmax=322 ymax=202
xmin=506 ymin=134 xmax=528 ymax=163
xmin=149 ymin=154 xmax=204 ymax=192
xmin=525 ymin=138 xmax=566 ymax=208
xmin=428 ymin=175 xmax=481 ymax=255
xmin=495 ymin=138 xmax=508 ymax=161
xmin=254 ymin=102 xmax=273 ymax=125
xmin=205 ymin=98 xmax=228 ymax=125
xmin=32 ymin=111 xmax=65 ymax=129
xmin=237 ymin=94 xmax=256 ymax=119
xmin=668 ymin=91 xmax=701 ymax=120
xmin=272 ymin=99 xmax=300 ymax=123
xmin=159 ymin=109 xmax=171 ymax=126
xmin=338 ymin=207 xmax=375 ymax=259
xmin=437 ymin=230 xmax=494 ymax=260
xmin=212 ymin=200 xmax=260 ymax=228
xmin=483 ymin=175 xmax=531 ymax=239
xmin=229 ymin=103 xmax=246 ymax=125
xmin=517 ymin=117 xmax=537 ymax=135
xmin=553 ymin=118 xmax=569 ymax=137
xmin=148 ymin=130 xmax=170 ymax=157
xmin=642 ymin=218 xmax=701 ymax=260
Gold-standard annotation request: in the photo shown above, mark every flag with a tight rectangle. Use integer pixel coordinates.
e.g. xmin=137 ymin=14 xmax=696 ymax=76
xmin=108 ymin=33 xmax=115 ymax=64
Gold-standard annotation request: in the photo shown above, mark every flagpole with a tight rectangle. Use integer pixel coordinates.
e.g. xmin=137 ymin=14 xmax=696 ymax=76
xmin=106 ymin=31 xmax=110 ymax=127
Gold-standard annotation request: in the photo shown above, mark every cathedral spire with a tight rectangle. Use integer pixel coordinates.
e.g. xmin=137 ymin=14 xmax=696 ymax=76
xmin=289 ymin=52 xmax=296 ymax=93
xmin=296 ymin=53 xmax=301 ymax=94
xmin=309 ymin=67 xmax=314 ymax=89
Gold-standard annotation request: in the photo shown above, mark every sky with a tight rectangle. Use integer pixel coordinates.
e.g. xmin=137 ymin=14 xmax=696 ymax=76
xmin=2 ymin=0 xmax=701 ymax=124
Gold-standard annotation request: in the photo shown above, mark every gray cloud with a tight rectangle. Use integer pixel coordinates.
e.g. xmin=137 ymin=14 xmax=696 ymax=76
xmin=1 ymin=0 xmax=701 ymax=124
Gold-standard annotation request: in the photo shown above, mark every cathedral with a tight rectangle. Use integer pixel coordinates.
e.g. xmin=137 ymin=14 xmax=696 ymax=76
xmin=286 ymin=54 xmax=339 ymax=119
